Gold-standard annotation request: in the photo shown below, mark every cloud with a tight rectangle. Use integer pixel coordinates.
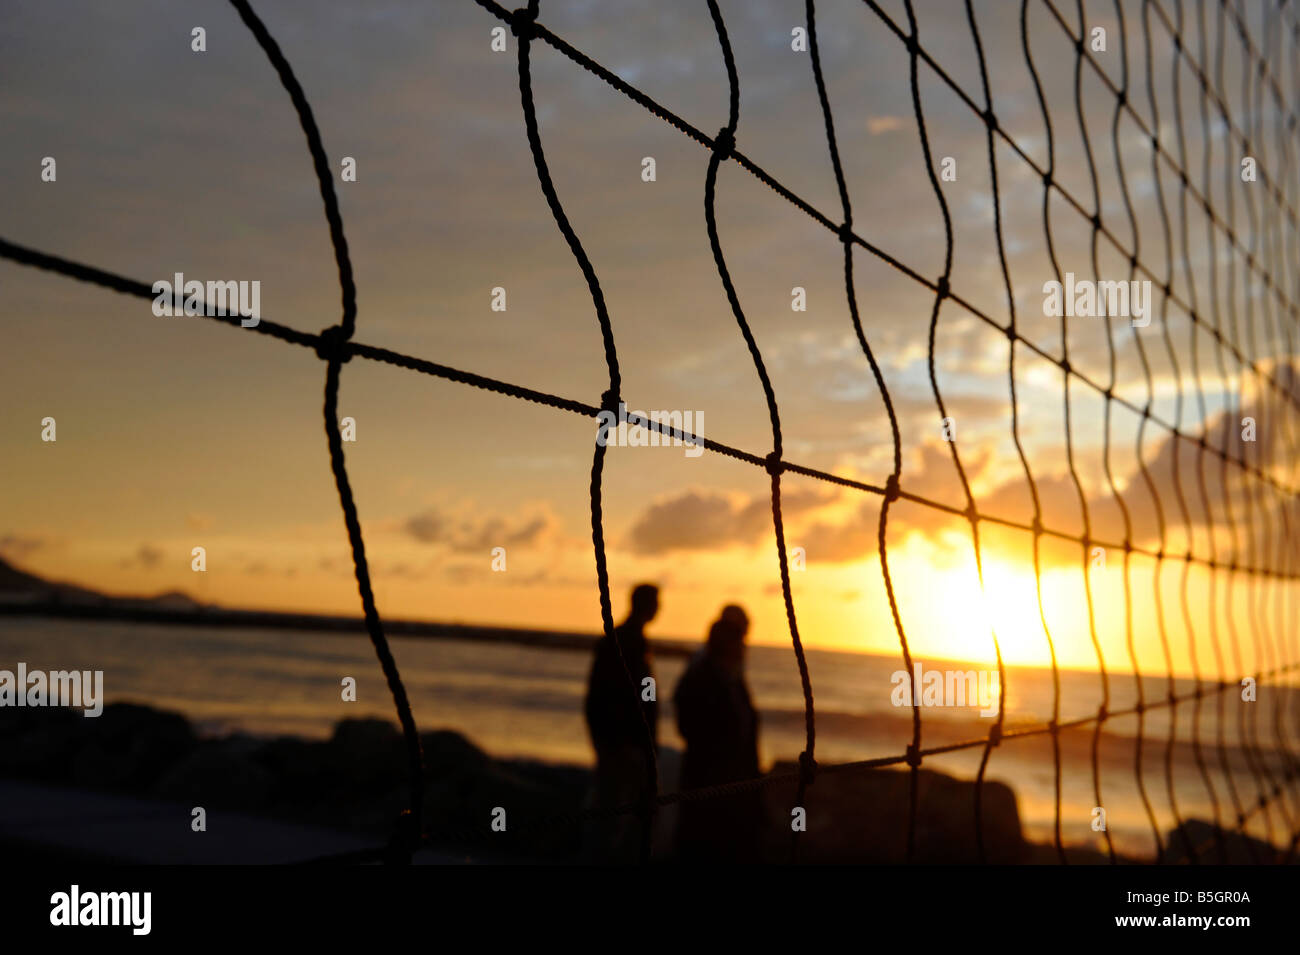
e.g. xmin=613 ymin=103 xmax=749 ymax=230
xmin=402 ymin=505 xmax=558 ymax=553
xmin=0 ymin=534 xmax=46 ymax=560
xmin=621 ymin=389 xmax=1296 ymax=569
xmin=134 ymin=544 xmax=164 ymax=569
xmin=625 ymin=486 xmax=835 ymax=555
xmin=796 ymin=500 xmax=881 ymax=563
xmin=185 ymin=513 xmax=214 ymax=532
xmin=626 ymin=489 xmax=768 ymax=555
xmin=867 ymin=115 xmax=908 ymax=134
xmin=913 ymin=377 xmax=1297 ymax=563
xmin=404 ymin=512 xmax=447 ymax=544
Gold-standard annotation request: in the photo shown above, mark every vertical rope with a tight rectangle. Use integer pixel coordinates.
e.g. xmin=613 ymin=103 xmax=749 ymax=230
xmin=511 ymin=0 xmax=660 ymax=863
xmin=227 ymin=0 xmax=424 ymax=862
xmin=703 ymin=0 xmax=817 ymax=861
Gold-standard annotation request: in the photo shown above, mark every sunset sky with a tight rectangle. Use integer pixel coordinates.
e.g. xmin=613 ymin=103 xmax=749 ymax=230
xmin=2 ymin=0 xmax=1297 ymax=680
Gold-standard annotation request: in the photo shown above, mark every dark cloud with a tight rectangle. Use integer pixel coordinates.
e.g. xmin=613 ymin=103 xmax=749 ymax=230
xmin=625 ymin=486 xmax=835 ymax=555
xmin=620 ymin=380 xmax=1298 ymax=568
xmin=403 ymin=506 xmax=557 ymax=553
xmin=626 ymin=489 xmax=769 ymax=555
xmin=404 ymin=512 xmax=447 ymax=544
xmin=926 ymin=384 xmax=1296 ymax=561
xmin=0 ymin=534 xmax=46 ymax=560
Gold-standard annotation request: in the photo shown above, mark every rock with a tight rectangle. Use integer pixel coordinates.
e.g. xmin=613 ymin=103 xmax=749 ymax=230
xmin=327 ymin=718 xmax=409 ymax=794
xmin=253 ymin=736 xmax=341 ymax=795
xmin=420 ymin=729 xmax=489 ymax=777
xmin=1 ymin=703 xmax=195 ymax=791
xmin=67 ymin=703 xmax=195 ymax=791
xmin=1163 ymin=818 xmax=1284 ymax=864
xmin=151 ymin=742 xmax=276 ymax=810
xmin=760 ymin=762 xmax=1027 ymax=863
xmin=0 ymin=707 xmax=83 ymax=783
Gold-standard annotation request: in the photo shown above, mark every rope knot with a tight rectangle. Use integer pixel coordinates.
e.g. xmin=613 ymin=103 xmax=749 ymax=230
xmin=987 ymin=724 xmax=1002 ymax=747
xmin=837 ymin=220 xmax=855 ymax=244
xmin=904 ymin=742 xmax=922 ymax=769
xmin=508 ymin=6 xmax=537 ymax=40
xmin=935 ymin=275 xmax=949 ymax=299
xmin=600 ymin=388 xmax=621 ymax=415
xmin=764 ymin=451 xmax=783 ymax=477
xmin=315 ymin=324 xmax=352 ymax=364
xmin=1097 ymin=704 xmax=1108 ymax=722
xmin=712 ymin=127 xmax=736 ymax=162
xmin=798 ymin=750 xmax=817 ymax=786
xmin=884 ymin=473 xmax=900 ymax=503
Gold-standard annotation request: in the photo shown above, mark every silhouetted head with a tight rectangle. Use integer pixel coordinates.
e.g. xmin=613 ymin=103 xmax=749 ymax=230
xmin=707 ymin=604 xmax=749 ymax=675
xmin=719 ymin=604 xmax=749 ymax=638
xmin=627 ymin=583 xmax=660 ymax=625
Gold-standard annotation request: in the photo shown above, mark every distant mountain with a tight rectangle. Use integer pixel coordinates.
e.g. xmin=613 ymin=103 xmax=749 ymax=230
xmin=0 ymin=556 xmax=205 ymax=610
xmin=0 ymin=556 xmax=694 ymax=656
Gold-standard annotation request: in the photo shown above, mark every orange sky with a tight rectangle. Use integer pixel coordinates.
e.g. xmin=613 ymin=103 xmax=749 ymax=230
xmin=2 ymin=0 xmax=1297 ymax=682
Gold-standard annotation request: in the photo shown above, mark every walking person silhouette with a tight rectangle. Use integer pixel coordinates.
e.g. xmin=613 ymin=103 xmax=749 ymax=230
xmin=672 ymin=604 xmax=763 ymax=862
xmin=582 ymin=583 xmax=659 ymax=862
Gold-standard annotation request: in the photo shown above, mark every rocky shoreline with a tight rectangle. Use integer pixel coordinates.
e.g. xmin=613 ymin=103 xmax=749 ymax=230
xmin=0 ymin=702 xmax=1273 ymax=863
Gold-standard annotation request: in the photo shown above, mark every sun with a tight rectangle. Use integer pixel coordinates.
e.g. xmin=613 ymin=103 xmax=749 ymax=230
xmin=914 ymin=552 xmax=1059 ymax=671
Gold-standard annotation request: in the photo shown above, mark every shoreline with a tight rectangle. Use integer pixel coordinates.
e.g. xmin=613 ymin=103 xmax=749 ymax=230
xmin=0 ymin=599 xmax=701 ymax=656
xmin=2 ymin=699 xmax=1274 ymax=864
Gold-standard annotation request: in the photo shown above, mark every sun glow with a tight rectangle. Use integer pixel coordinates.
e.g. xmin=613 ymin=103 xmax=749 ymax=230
xmin=930 ymin=555 xmax=1056 ymax=668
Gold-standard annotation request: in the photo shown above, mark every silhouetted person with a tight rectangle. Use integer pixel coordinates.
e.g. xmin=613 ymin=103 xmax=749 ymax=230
xmin=583 ymin=583 xmax=659 ymax=862
xmin=673 ymin=604 xmax=763 ymax=862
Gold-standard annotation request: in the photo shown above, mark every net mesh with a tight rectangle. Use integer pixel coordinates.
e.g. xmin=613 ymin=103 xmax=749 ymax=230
xmin=2 ymin=0 xmax=1298 ymax=864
